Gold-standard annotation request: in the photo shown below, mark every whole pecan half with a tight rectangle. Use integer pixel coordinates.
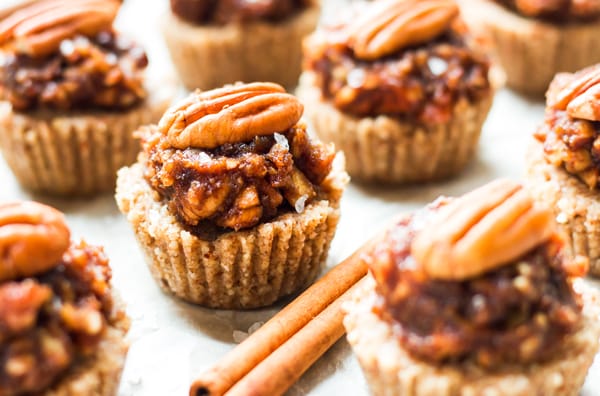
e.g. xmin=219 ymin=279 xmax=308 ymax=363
xmin=347 ymin=0 xmax=459 ymax=61
xmin=547 ymin=64 xmax=600 ymax=122
xmin=411 ymin=179 xmax=555 ymax=281
xmin=159 ymin=82 xmax=304 ymax=149
xmin=0 ymin=201 xmax=70 ymax=282
xmin=0 ymin=0 xmax=120 ymax=58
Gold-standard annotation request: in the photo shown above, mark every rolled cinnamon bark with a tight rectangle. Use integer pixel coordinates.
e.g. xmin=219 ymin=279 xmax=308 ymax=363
xmin=226 ymin=278 xmax=367 ymax=396
xmin=189 ymin=234 xmax=381 ymax=396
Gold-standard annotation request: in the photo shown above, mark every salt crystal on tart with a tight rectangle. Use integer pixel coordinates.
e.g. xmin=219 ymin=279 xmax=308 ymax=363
xmin=344 ymin=179 xmax=600 ymax=395
xmin=458 ymin=0 xmax=600 ymax=97
xmin=298 ymin=0 xmax=493 ymax=184
xmin=0 ymin=201 xmax=129 ymax=396
xmin=161 ymin=0 xmax=320 ymax=90
xmin=527 ymin=64 xmax=600 ymax=276
xmin=115 ymin=82 xmax=348 ymax=309
xmin=0 ymin=0 xmax=174 ymax=196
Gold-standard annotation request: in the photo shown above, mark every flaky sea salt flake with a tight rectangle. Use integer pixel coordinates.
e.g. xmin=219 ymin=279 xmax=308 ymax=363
xmin=295 ymin=195 xmax=309 ymax=213
xmin=274 ymin=133 xmax=289 ymax=150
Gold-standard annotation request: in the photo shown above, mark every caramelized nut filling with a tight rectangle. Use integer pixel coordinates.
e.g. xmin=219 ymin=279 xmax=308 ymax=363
xmin=0 ymin=30 xmax=148 ymax=112
xmin=0 ymin=241 xmax=118 ymax=396
xmin=304 ymin=17 xmax=491 ymax=124
xmin=369 ymin=200 xmax=582 ymax=367
xmin=535 ymin=110 xmax=600 ymax=188
xmin=142 ymin=123 xmax=335 ymax=238
xmin=536 ymin=66 xmax=600 ymax=188
xmin=169 ymin=0 xmax=313 ymax=25
xmin=494 ymin=0 xmax=600 ymax=21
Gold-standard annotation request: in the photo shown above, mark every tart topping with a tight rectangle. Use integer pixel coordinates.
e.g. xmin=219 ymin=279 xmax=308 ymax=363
xmin=547 ymin=65 xmax=600 ymax=122
xmin=369 ymin=181 xmax=584 ymax=366
xmin=535 ymin=65 xmax=600 ymax=189
xmin=0 ymin=202 xmax=70 ymax=282
xmin=0 ymin=0 xmax=148 ymax=112
xmin=0 ymin=201 xmax=120 ymax=396
xmin=411 ymin=179 xmax=555 ymax=280
xmin=144 ymin=83 xmax=336 ymax=235
xmin=348 ymin=0 xmax=459 ymax=61
xmin=0 ymin=0 xmax=120 ymax=58
xmin=303 ymin=0 xmax=491 ymax=123
xmin=159 ymin=82 xmax=304 ymax=150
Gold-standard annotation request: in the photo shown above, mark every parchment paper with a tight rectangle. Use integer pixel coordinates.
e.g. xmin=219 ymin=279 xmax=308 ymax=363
xmin=0 ymin=1 xmax=598 ymax=395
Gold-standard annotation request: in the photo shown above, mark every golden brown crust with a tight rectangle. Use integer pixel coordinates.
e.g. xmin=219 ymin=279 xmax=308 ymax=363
xmin=459 ymin=0 xmax=600 ymax=96
xmin=297 ymin=72 xmax=493 ymax=184
xmin=161 ymin=5 xmax=319 ymax=90
xmin=343 ymin=276 xmax=600 ymax=396
xmin=0 ymin=81 xmax=173 ymax=196
xmin=526 ymin=140 xmax=600 ymax=277
xmin=115 ymin=159 xmax=347 ymax=309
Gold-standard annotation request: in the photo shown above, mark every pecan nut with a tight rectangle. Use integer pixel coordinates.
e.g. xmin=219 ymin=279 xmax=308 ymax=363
xmin=0 ymin=201 xmax=70 ymax=282
xmin=158 ymin=82 xmax=304 ymax=149
xmin=0 ymin=0 xmax=120 ymax=57
xmin=347 ymin=0 xmax=459 ymax=61
xmin=411 ymin=179 xmax=555 ymax=281
xmin=546 ymin=64 xmax=600 ymax=122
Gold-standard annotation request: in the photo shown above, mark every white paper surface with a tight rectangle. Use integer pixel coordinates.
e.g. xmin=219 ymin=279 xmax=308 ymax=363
xmin=0 ymin=1 xmax=598 ymax=395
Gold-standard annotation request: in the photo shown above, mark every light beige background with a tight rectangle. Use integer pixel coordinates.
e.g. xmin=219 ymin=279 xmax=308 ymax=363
xmin=0 ymin=0 xmax=598 ymax=395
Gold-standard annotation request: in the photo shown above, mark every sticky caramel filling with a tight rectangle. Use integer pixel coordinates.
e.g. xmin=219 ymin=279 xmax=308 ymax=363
xmin=535 ymin=109 xmax=600 ymax=189
xmin=304 ymin=27 xmax=490 ymax=124
xmin=0 ymin=30 xmax=148 ymax=112
xmin=169 ymin=0 xmax=313 ymax=25
xmin=369 ymin=201 xmax=582 ymax=367
xmin=494 ymin=0 xmax=600 ymax=21
xmin=142 ymin=124 xmax=335 ymax=238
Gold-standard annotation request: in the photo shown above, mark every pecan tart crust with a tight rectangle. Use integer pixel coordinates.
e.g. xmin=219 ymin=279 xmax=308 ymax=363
xmin=344 ymin=180 xmax=600 ymax=396
xmin=298 ymin=0 xmax=493 ymax=184
xmin=0 ymin=0 xmax=173 ymax=196
xmin=116 ymin=83 xmax=348 ymax=309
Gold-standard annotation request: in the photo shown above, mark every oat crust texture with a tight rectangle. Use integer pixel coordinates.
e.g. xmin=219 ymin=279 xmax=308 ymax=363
xmin=343 ymin=277 xmax=600 ymax=396
xmin=526 ymin=140 xmax=600 ymax=277
xmin=161 ymin=4 xmax=320 ymax=91
xmin=0 ymin=79 xmax=173 ymax=196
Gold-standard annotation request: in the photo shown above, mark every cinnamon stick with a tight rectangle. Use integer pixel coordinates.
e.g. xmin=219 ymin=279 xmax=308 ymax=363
xmin=226 ymin=277 xmax=368 ymax=396
xmin=189 ymin=234 xmax=381 ymax=396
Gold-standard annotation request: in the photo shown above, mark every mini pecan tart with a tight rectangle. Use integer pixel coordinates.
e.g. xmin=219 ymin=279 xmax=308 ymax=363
xmin=0 ymin=201 xmax=129 ymax=396
xmin=0 ymin=0 xmax=174 ymax=196
xmin=343 ymin=179 xmax=600 ymax=396
xmin=298 ymin=0 xmax=493 ymax=184
xmin=115 ymin=82 xmax=348 ymax=309
xmin=527 ymin=64 xmax=600 ymax=276
xmin=458 ymin=0 xmax=600 ymax=96
xmin=161 ymin=0 xmax=320 ymax=91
